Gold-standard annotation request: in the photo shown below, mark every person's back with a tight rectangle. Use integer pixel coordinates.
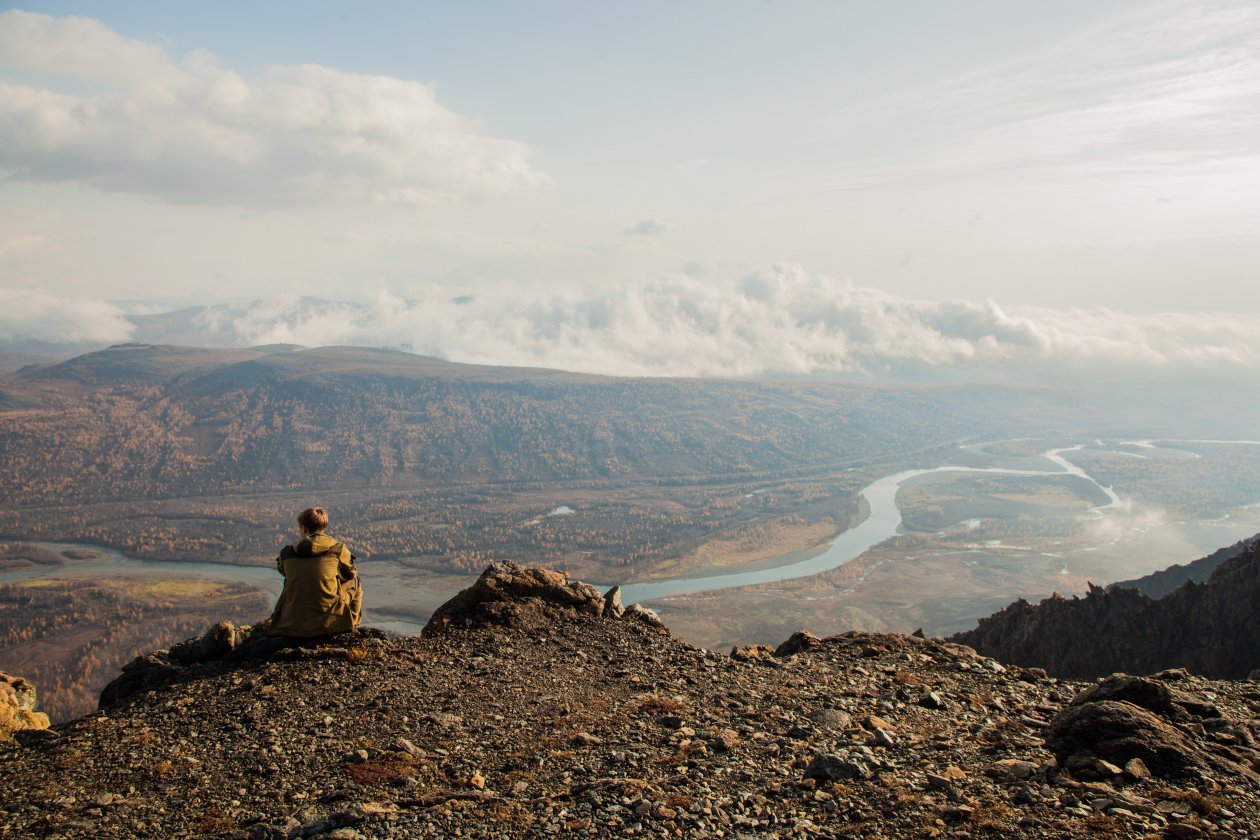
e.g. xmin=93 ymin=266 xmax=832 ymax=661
xmin=269 ymin=507 xmax=363 ymax=637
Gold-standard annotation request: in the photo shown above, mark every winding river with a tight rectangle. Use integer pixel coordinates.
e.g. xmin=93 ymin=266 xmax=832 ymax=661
xmin=613 ymin=446 xmax=1119 ymax=604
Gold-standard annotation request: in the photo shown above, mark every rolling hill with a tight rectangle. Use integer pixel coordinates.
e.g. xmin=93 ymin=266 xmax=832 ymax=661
xmin=0 ymin=343 xmax=1075 ymax=506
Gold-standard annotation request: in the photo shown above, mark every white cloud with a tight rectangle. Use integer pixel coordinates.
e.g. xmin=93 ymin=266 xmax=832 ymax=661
xmin=23 ymin=264 xmax=1250 ymax=385
xmin=0 ymin=10 xmax=171 ymax=84
xmin=0 ymin=289 xmax=135 ymax=344
xmin=0 ymin=233 xmax=46 ymax=260
xmin=0 ymin=11 xmax=544 ymax=205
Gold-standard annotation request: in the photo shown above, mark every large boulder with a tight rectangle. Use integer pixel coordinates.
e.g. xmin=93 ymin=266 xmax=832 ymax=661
xmin=1 ymin=671 xmax=50 ymax=742
xmin=168 ymin=619 xmax=254 ymax=665
xmin=423 ymin=562 xmax=667 ymax=633
xmin=1047 ymin=673 xmax=1259 ymax=782
xmin=424 ymin=562 xmax=606 ymax=632
xmin=1070 ymin=673 xmax=1219 ymax=721
xmin=1048 ymin=700 xmax=1210 ymax=780
xmin=774 ymin=630 xmax=822 ymax=658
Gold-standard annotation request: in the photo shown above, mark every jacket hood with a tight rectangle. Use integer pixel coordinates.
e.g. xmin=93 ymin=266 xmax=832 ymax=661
xmin=294 ymin=533 xmax=341 ymax=557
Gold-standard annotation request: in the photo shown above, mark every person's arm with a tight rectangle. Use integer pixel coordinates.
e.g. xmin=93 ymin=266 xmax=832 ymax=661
xmin=276 ymin=545 xmax=293 ymax=576
xmin=338 ymin=546 xmax=357 ymax=580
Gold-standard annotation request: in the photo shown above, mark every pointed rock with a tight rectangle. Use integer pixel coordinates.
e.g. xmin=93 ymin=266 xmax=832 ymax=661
xmin=602 ymin=585 xmax=625 ymax=619
xmin=774 ymin=630 xmax=822 ymax=658
xmin=1123 ymin=757 xmax=1151 ymax=780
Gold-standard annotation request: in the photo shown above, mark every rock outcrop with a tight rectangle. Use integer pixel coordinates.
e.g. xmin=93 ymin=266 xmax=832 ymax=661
xmin=99 ymin=620 xmax=388 ymax=710
xmin=2 ymin=563 xmax=1258 ymax=837
xmin=422 ymin=560 xmax=663 ymax=632
xmin=0 ymin=671 xmax=50 ymax=742
xmin=951 ymin=539 xmax=1260 ymax=679
xmin=100 ymin=564 xmax=668 ymax=714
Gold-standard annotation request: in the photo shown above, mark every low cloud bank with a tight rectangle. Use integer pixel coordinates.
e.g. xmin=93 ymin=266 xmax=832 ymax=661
xmin=0 ymin=11 xmax=542 ymax=205
xmin=0 ymin=289 xmax=136 ymax=345
xmin=7 ymin=264 xmax=1252 ymax=387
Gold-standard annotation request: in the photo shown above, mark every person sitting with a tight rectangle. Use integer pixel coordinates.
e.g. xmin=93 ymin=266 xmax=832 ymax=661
xmin=268 ymin=507 xmax=363 ymax=637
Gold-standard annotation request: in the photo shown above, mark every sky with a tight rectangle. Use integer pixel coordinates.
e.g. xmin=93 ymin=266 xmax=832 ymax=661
xmin=1 ymin=1 xmax=1259 ymax=382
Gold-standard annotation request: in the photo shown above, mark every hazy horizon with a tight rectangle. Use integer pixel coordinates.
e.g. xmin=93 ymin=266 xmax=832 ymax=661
xmin=3 ymin=2 xmax=1259 ymax=387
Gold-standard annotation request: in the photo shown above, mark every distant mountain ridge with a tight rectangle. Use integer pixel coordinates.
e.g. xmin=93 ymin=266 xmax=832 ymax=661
xmin=0 ymin=342 xmax=1076 ymax=506
xmin=1108 ymin=534 xmax=1259 ymax=599
xmin=951 ymin=536 xmax=1260 ymax=679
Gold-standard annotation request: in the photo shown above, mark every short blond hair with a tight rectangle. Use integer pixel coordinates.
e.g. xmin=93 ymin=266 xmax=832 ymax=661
xmin=297 ymin=507 xmax=330 ymax=534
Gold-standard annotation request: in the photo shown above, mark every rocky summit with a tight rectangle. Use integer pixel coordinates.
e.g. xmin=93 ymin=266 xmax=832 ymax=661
xmin=1 ymin=562 xmax=1259 ymax=838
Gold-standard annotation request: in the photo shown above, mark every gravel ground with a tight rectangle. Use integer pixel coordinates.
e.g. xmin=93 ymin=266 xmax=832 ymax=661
xmin=2 ymin=574 xmax=1258 ymax=838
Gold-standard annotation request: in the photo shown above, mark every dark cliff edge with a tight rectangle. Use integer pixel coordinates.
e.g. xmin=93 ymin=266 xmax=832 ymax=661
xmin=2 ymin=561 xmax=1258 ymax=837
xmin=1110 ymin=535 xmax=1260 ymax=600
xmin=951 ymin=539 xmax=1260 ymax=680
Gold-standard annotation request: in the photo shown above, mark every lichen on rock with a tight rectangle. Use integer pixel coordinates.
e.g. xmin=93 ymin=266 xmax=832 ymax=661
xmin=0 ymin=671 xmax=50 ymax=742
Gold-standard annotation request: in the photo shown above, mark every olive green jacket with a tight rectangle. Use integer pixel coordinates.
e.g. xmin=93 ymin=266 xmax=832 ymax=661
xmin=268 ymin=533 xmax=362 ymax=637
